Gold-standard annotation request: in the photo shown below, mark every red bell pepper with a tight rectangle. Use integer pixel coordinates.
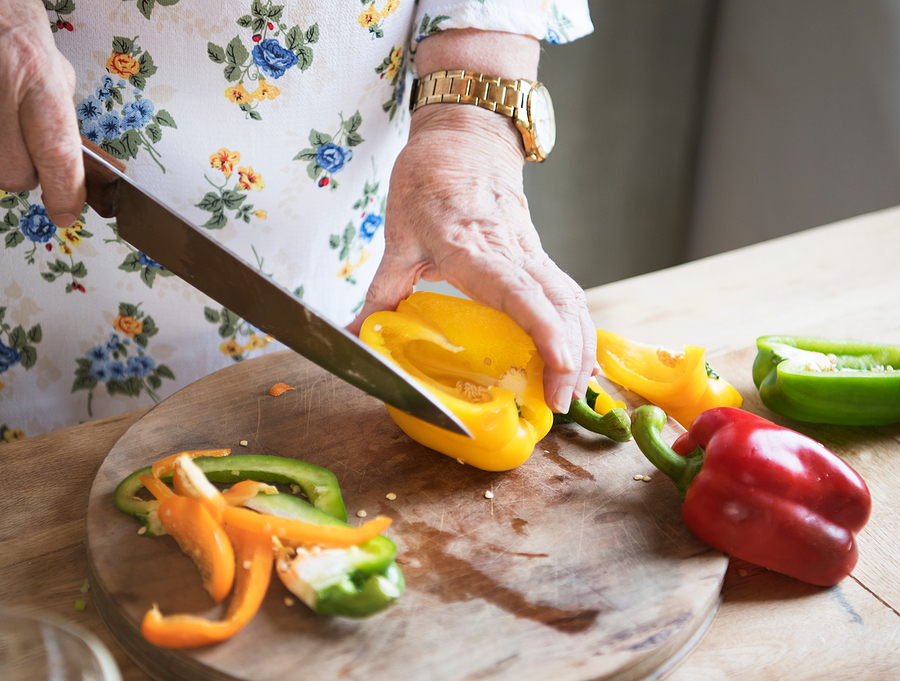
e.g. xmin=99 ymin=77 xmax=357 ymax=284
xmin=631 ymin=405 xmax=871 ymax=586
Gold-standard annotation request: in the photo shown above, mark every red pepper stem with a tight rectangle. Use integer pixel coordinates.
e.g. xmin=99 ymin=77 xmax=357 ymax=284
xmin=631 ymin=405 xmax=704 ymax=498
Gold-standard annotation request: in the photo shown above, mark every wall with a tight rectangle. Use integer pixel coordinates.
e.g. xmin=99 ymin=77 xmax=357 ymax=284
xmin=688 ymin=0 xmax=900 ymax=260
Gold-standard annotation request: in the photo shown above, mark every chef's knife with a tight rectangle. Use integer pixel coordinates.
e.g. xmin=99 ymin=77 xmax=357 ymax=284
xmin=80 ymin=139 xmax=471 ymax=437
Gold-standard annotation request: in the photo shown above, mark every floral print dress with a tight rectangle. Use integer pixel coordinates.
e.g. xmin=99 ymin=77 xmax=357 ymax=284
xmin=0 ymin=0 xmax=592 ymax=443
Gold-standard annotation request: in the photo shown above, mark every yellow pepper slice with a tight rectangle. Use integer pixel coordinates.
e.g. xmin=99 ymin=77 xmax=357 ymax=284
xmin=596 ymin=329 xmax=742 ymax=429
xmin=360 ymin=292 xmax=553 ymax=471
xmin=587 ymin=377 xmax=626 ymax=414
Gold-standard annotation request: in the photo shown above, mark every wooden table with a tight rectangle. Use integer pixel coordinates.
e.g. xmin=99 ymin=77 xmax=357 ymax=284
xmin=4 ymin=206 xmax=900 ymax=679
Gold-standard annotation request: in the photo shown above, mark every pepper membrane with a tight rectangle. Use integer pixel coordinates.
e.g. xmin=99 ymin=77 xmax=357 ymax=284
xmin=632 ymin=405 xmax=871 ymax=586
xmin=360 ymin=292 xmax=553 ymax=471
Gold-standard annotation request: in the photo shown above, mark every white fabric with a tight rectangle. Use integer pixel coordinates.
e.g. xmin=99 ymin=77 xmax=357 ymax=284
xmin=0 ymin=0 xmax=592 ymax=441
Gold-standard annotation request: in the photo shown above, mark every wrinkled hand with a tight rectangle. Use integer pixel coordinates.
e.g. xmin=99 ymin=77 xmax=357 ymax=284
xmin=0 ymin=0 xmax=83 ymax=227
xmin=348 ymin=105 xmax=597 ymax=413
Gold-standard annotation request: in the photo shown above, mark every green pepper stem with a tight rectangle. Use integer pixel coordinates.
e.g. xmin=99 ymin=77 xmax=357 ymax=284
xmin=567 ymin=400 xmax=633 ymax=442
xmin=631 ymin=405 xmax=704 ymax=498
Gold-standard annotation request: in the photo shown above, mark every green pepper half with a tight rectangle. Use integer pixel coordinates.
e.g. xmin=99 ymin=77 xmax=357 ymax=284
xmin=753 ymin=335 xmax=900 ymax=425
xmin=247 ymin=492 xmax=404 ymax=618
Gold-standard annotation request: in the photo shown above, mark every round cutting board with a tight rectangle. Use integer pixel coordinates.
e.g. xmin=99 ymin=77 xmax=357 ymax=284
xmin=86 ymin=350 xmax=727 ymax=681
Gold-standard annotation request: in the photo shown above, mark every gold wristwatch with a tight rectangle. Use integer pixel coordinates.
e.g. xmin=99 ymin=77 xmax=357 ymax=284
xmin=409 ymin=70 xmax=557 ymax=162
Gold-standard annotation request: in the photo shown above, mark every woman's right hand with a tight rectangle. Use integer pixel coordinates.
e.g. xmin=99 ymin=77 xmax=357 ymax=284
xmin=0 ymin=0 xmax=84 ymax=227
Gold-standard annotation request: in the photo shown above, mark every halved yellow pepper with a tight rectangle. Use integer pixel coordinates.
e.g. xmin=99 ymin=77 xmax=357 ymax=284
xmin=596 ymin=329 xmax=742 ymax=429
xmin=360 ymin=292 xmax=553 ymax=472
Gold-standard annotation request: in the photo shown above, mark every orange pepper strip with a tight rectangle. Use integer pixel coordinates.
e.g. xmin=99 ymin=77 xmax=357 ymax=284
xmin=221 ymin=480 xmax=278 ymax=507
xmin=139 ymin=473 xmax=174 ymax=501
xmin=151 ymin=448 xmax=231 ymax=480
xmin=269 ymin=382 xmax=295 ymax=396
xmin=140 ymin=525 xmax=273 ymax=649
xmin=158 ymin=495 xmax=236 ymax=604
xmin=222 ymin=505 xmax=391 ymax=547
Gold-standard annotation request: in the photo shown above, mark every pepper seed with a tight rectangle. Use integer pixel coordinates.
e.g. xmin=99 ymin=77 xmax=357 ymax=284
xmin=386 ymin=492 xmax=397 ymax=500
xmin=633 ymin=474 xmax=644 ymax=481
xmin=284 ymin=597 xmax=295 ymax=606
xmin=357 ymin=510 xmax=368 ymax=518
xmin=239 ymin=440 xmax=249 ymax=447
xmin=484 ymin=491 xmax=494 ymax=499
xmin=642 ymin=475 xmax=651 ymax=482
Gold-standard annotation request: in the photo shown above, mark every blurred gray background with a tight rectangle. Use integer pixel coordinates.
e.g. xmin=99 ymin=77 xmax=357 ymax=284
xmin=428 ymin=0 xmax=900 ymax=296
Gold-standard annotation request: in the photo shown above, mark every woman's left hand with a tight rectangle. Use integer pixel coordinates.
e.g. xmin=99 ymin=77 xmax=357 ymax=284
xmin=347 ymin=103 xmax=596 ymax=414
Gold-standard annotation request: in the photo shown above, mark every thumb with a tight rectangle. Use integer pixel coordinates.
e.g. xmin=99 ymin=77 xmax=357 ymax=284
xmin=345 ymin=250 xmax=420 ymax=336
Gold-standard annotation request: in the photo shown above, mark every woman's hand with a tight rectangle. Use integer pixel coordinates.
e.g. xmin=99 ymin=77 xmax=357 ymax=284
xmin=348 ymin=102 xmax=596 ymax=414
xmin=0 ymin=0 xmax=84 ymax=227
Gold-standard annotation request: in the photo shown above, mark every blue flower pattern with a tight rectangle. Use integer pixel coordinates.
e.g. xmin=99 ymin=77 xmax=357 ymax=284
xmin=251 ymin=39 xmax=298 ymax=79
xmin=19 ymin=205 xmax=57 ymax=243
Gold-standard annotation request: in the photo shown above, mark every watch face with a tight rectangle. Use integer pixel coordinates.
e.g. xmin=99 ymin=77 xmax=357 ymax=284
xmin=530 ymin=84 xmax=556 ymax=158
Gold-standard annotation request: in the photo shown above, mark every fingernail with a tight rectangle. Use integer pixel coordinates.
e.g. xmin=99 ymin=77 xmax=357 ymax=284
xmin=553 ymin=386 xmax=574 ymax=414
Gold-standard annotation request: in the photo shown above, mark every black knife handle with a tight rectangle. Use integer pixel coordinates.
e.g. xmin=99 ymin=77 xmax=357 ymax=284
xmin=81 ymin=135 xmax=125 ymax=218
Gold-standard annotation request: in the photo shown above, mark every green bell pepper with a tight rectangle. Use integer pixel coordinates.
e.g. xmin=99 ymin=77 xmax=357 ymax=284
xmin=248 ymin=492 xmax=405 ymax=618
xmin=753 ymin=335 xmax=900 ymax=425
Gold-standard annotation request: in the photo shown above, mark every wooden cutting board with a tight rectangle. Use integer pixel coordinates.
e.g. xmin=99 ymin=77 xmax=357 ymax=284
xmin=85 ymin=349 xmax=728 ymax=681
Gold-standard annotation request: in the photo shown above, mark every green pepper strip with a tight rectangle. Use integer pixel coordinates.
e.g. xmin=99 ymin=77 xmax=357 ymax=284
xmin=248 ymin=493 xmax=405 ymax=618
xmin=114 ymin=454 xmax=347 ymax=536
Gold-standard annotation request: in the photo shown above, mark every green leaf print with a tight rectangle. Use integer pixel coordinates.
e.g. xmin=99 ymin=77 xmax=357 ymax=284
xmin=112 ymin=36 xmax=134 ymax=54
xmin=226 ymin=36 xmax=249 ymax=66
xmin=207 ymin=42 xmax=226 ymax=63
xmin=153 ymin=110 xmax=177 ymax=128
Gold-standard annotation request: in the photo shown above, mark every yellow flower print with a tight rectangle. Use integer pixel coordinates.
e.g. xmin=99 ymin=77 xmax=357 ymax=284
xmin=60 ymin=243 xmax=73 ymax=256
xmin=358 ymin=3 xmax=381 ymax=28
xmin=72 ymin=220 xmax=85 ymax=231
xmin=219 ymin=338 xmax=244 ymax=356
xmin=253 ymin=209 xmax=267 ymax=219
xmin=381 ymin=0 xmax=400 ymax=16
xmin=244 ymin=334 xmax=269 ymax=352
xmin=106 ymin=51 xmax=140 ymax=77
xmin=337 ymin=261 xmax=354 ymax=279
xmin=385 ymin=45 xmax=403 ymax=81
xmin=1 ymin=428 xmax=26 ymax=444
xmin=210 ymin=148 xmax=241 ymax=179
xmin=355 ymin=250 xmax=370 ymax=268
xmin=250 ymin=79 xmax=281 ymax=101
xmin=225 ymin=83 xmax=253 ymax=104
xmin=60 ymin=228 xmax=82 ymax=247
xmin=113 ymin=314 xmax=143 ymax=338
xmin=0 ymin=190 xmax=7 ymax=199
xmin=236 ymin=166 xmax=264 ymax=192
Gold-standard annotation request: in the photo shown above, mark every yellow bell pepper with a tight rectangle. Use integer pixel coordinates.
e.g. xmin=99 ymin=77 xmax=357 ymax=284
xmin=360 ymin=292 xmax=553 ymax=471
xmin=596 ymin=329 xmax=742 ymax=429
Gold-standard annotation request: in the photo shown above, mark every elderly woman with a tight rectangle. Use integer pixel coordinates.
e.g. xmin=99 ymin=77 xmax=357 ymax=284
xmin=0 ymin=0 xmax=594 ymax=439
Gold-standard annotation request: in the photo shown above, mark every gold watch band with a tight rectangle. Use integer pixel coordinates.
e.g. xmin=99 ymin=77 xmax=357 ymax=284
xmin=408 ymin=70 xmax=528 ymax=117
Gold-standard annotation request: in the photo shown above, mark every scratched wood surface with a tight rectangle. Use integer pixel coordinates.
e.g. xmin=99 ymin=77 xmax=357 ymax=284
xmin=84 ymin=350 xmax=727 ymax=681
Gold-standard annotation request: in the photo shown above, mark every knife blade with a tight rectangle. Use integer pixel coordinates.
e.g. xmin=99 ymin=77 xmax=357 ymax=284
xmin=80 ymin=140 xmax=472 ymax=437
